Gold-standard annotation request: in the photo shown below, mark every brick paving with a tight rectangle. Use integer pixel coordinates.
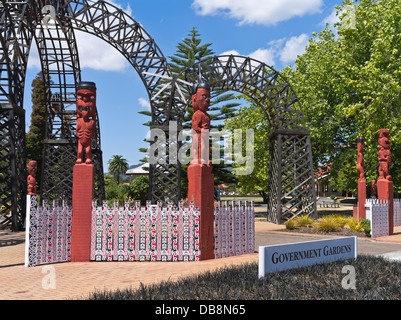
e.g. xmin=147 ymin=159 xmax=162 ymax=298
xmin=1 ymin=221 xmax=401 ymax=300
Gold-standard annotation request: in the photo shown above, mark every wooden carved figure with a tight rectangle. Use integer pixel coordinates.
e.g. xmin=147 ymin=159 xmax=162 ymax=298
xmin=378 ymin=129 xmax=391 ymax=181
xmin=76 ymin=81 xmax=97 ymax=164
xmin=27 ymin=160 xmax=37 ymax=195
xmin=191 ymin=81 xmax=211 ymax=165
xmin=356 ymin=137 xmax=365 ymax=181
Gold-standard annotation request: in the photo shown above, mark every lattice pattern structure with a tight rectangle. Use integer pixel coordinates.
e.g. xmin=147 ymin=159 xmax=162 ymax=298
xmin=35 ymin=1 xmax=105 ymax=203
xmin=1 ymin=1 xmax=316 ymax=228
xmin=365 ymin=199 xmax=389 ymax=238
xmin=63 ymin=0 xmax=185 ymax=204
xmin=394 ymin=199 xmax=401 ymax=227
xmin=182 ymin=56 xmax=317 ymax=222
xmin=90 ymin=200 xmax=200 ymax=262
xmin=25 ymin=195 xmax=72 ymax=267
xmin=0 ymin=0 xmax=37 ymax=230
xmin=268 ymin=130 xmax=316 ymax=223
xmin=214 ymin=201 xmax=255 ymax=259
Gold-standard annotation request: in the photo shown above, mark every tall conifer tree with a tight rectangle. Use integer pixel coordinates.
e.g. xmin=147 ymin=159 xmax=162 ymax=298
xmin=138 ymin=27 xmax=240 ymax=197
xmin=26 ymin=72 xmax=47 ymax=191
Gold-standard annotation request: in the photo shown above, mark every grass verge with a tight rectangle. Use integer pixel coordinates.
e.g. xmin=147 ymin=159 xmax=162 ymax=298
xmin=86 ymin=255 xmax=401 ymax=300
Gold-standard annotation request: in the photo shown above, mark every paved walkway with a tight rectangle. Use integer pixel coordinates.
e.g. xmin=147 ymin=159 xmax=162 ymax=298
xmin=2 ymin=221 xmax=401 ymax=300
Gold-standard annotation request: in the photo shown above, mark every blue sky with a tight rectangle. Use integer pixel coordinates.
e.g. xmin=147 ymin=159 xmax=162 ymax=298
xmin=25 ymin=0 xmax=344 ymax=170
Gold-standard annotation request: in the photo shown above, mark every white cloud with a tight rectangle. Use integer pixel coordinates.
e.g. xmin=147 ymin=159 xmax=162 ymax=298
xmin=220 ymin=48 xmax=275 ymax=66
xmin=28 ymin=0 xmax=133 ymax=72
xmin=220 ymin=34 xmax=309 ymax=68
xmin=321 ymin=7 xmax=339 ymax=26
xmin=138 ymin=97 xmax=151 ymax=110
xmin=75 ymin=31 xmax=129 ymax=72
xmin=220 ymin=50 xmax=240 ymax=56
xmin=279 ymin=34 xmax=309 ymax=64
xmin=27 ymin=30 xmax=129 ymax=72
xmin=248 ymin=48 xmax=275 ymax=66
xmin=192 ymin=0 xmax=323 ymax=26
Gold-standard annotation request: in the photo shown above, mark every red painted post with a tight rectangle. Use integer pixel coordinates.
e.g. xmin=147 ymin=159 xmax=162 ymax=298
xmin=71 ymin=81 xmax=97 ymax=261
xmin=187 ymin=80 xmax=215 ymax=260
xmin=356 ymin=137 xmax=366 ymax=220
xmin=71 ymin=164 xmax=94 ymax=261
xmin=187 ymin=163 xmax=215 ymax=260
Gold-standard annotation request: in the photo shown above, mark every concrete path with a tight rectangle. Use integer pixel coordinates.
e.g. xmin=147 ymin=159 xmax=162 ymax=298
xmin=2 ymin=220 xmax=401 ymax=300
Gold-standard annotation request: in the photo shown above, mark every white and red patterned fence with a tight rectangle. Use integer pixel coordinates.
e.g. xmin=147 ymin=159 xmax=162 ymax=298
xmin=365 ymin=198 xmax=401 ymax=238
xmin=24 ymin=195 xmax=72 ymax=267
xmin=214 ymin=201 xmax=255 ymax=259
xmin=25 ymin=197 xmax=255 ymax=266
xmin=90 ymin=201 xmax=201 ymax=261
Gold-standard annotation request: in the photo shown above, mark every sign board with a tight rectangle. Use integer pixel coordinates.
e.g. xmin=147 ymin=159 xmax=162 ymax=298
xmin=258 ymin=237 xmax=357 ymax=278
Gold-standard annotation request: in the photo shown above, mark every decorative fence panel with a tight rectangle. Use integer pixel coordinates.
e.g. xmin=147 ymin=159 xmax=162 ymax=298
xmin=25 ymin=197 xmax=255 ymax=266
xmin=90 ymin=201 xmax=201 ymax=261
xmin=394 ymin=199 xmax=401 ymax=227
xmin=25 ymin=195 xmax=72 ymax=267
xmin=214 ymin=201 xmax=255 ymax=259
xmin=365 ymin=199 xmax=389 ymax=238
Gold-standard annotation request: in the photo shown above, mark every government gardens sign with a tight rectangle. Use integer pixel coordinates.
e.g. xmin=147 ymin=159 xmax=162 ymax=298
xmin=258 ymin=237 xmax=357 ymax=278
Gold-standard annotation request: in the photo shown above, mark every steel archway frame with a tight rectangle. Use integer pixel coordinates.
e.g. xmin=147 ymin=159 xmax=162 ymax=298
xmin=181 ymin=55 xmax=317 ymax=222
xmin=0 ymin=1 xmax=316 ymax=229
xmin=0 ymin=0 xmax=183 ymax=230
xmin=0 ymin=0 xmax=38 ymax=230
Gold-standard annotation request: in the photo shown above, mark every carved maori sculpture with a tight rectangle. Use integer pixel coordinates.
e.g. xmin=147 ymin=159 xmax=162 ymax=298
xmin=76 ymin=82 xmax=97 ymax=164
xmin=356 ymin=137 xmax=365 ymax=181
xmin=191 ymin=81 xmax=211 ymax=165
xmin=378 ymin=129 xmax=391 ymax=181
xmin=27 ymin=160 xmax=37 ymax=196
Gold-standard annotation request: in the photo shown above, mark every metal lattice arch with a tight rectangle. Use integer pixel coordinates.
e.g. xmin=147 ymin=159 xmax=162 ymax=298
xmin=0 ymin=0 xmax=180 ymax=230
xmin=0 ymin=0 xmax=316 ymax=230
xmin=179 ymin=55 xmax=318 ymax=223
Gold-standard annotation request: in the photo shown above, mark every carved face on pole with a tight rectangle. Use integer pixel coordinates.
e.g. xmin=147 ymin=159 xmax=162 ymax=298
xmin=77 ymin=84 xmax=97 ymax=120
xmin=194 ymin=87 xmax=210 ymax=113
xmin=28 ymin=160 xmax=37 ymax=176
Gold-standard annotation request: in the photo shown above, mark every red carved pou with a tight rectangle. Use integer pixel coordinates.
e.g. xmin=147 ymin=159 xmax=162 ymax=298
xmin=356 ymin=137 xmax=365 ymax=181
xmin=378 ymin=129 xmax=391 ymax=181
xmin=76 ymin=82 xmax=97 ymax=164
xmin=27 ymin=160 xmax=37 ymax=195
xmin=191 ymin=82 xmax=211 ymax=165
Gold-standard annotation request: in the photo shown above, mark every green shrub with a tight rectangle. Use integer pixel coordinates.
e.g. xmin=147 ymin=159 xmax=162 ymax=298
xmin=360 ymin=218 xmax=371 ymax=237
xmin=348 ymin=219 xmax=364 ymax=232
xmin=285 ymin=219 xmax=296 ymax=230
xmin=313 ymin=215 xmax=341 ymax=232
xmin=293 ymin=215 xmax=314 ymax=227
xmin=335 ymin=215 xmax=353 ymax=228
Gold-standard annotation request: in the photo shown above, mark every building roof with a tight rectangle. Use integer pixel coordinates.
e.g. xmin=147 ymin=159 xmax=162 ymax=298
xmin=125 ymin=163 xmax=149 ymax=176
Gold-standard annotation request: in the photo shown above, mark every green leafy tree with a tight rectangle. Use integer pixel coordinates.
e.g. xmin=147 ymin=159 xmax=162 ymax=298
xmin=26 ymin=72 xmax=47 ymax=191
xmin=282 ymin=0 xmax=401 ymax=194
xmin=225 ymin=0 xmax=401 ymax=197
xmin=108 ymin=155 xmax=129 ymax=184
xmin=224 ymin=98 xmax=270 ymax=202
xmin=128 ymin=176 xmax=149 ymax=204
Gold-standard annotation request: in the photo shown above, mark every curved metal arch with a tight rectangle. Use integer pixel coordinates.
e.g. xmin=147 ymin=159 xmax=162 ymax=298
xmin=61 ymin=0 xmax=187 ymax=203
xmin=0 ymin=0 xmax=39 ymax=230
xmin=177 ymin=55 xmax=317 ymax=222
xmin=63 ymin=0 xmax=185 ymax=125
xmin=34 ymin=2 xmax=105 ymax=202
xmin=182 ymin=55 xmax=306 ymax=130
